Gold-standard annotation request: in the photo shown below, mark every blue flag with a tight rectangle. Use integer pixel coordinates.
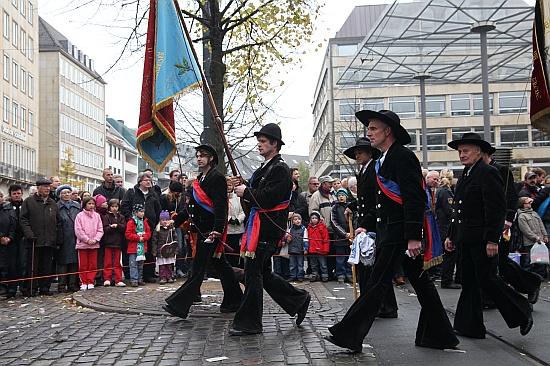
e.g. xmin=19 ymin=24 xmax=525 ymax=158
xmin=137 ymin=0 xmax=201 ymax=171
xmin=155 ymin=0 xmax=201 ymax=107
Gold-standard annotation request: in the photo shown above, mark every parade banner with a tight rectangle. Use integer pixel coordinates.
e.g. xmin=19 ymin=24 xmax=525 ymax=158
xmin=531 ymin=0 xmax=550 ymax=134
xmin=137 ymin=0 xmax=201 ymax=170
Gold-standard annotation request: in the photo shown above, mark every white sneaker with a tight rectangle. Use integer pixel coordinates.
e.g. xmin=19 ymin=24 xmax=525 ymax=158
xmin=88 ymin=284 xmax=95 ymax=289
xmin=80 ymin=284 xmax=87 ymax=291
xmin=115 ymin=281 xmax=126 ymax=287
xmin=103 ymin=280 xmax=111 ymax=286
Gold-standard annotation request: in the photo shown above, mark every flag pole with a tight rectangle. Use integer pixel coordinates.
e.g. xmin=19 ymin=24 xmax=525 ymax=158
xmin=173 ymin=0 xmax=239 ymax=176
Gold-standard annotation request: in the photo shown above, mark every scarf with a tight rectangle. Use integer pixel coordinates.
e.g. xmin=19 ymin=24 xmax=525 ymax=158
xmin=132 ymin=214 xmax=146 ymax=260
xmin=375 ymin=159 xmax=443 ymax=270
xmin=192 ymin=179 xmax=226 ymax=258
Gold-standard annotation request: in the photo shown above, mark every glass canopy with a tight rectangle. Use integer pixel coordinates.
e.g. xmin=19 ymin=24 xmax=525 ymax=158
xmin=338 ymin=0 xmax=534 ymax=86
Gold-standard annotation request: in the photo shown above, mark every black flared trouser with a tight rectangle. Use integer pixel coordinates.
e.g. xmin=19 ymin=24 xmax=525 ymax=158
xmin=231 ymin=241 xmax=310 ymax=333
xmin=498 ymin=239 xmax=541 ymax=295
xmin=454 ymin=242 xmax=531 ymax=338
xmin=329 ymin=242 xmax=458 ymax=350
xmin=357 ymin=262 xmax=398 ymax=315
xmin=165 ymin=238 xmax=243 ymax=316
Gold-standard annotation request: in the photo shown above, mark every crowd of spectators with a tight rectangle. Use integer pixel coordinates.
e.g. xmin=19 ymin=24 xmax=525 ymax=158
xmin=1 ymin=163 xmax=548 ymax=298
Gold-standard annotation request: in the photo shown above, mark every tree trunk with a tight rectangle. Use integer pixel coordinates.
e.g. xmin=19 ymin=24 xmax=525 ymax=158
xmin=202 ymin=0 xmax=227 ymax=174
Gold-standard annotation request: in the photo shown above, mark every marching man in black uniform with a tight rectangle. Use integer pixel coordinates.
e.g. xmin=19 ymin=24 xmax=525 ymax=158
xmin=326 ymin=110 xmax=458 ymax=353
xmin=446 ymin=133 xmax=533 ymax=338
xmin=481 ymin=144 xmax=543 ymax=304
xmin=230 ymin=123 xmax=311 ymax=335
xmin=344 ymin=137 xmax=398 ymax=317
xmin=163 ymin=144 xmax=243 ymax=319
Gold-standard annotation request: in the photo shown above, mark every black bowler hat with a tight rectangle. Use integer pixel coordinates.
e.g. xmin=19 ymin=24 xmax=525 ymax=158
xmin=355 ymin=110 xmax=411 ymax=145
xmin=448 ymin=132 xmax=495 ymax=154
xmin=343 ymin=137 xmax=381 ymax=160
xmin=195 ymin=144 xmax=219 ymax=165
xmin=254 ymin=123 xmax=285 ymax=145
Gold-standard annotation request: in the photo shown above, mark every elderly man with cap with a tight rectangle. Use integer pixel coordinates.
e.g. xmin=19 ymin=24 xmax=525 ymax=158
xmin=163 ymin=144 xmax=243 ymax=319
xmin=343 ymin=137 xmax=398 ymax=317
xmin=445 ymin=132 xmax=533 ymax=338
xmin=230 ymin=123 xmax=311 ymax=335
xmin=326 ymin=110 xmax=458 ymax=352
xmin=19 ymin=178 xmax=63 ymax=296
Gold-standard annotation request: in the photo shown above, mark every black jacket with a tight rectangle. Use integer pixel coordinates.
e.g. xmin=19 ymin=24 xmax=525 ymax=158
xmin=93 ymin=182 xmax=126 ymax=202
xmin=243 ymin=154 xmax=292 ymax=243
xmin=101 ymin=212 xmax=127 ymax=248
xmin=0 ymin=202 xmax=16 ymax=268
xmin=331 ymin=202 xmax=349 ymax=246
xmin=188 ymin=168 xmax=228 ymax=238
xmin=435 ymin=186 xmax=453 ymax=240
xmin=448 ymin=159 xmax=505 ymax=245
xmin=490 ymin=160 xmax=518 ymax=223
xmin=0 ymin=202 xmax=16 ymax=242
xmin=375 ymin=142 xmax=425 ymax=246
xmin=121 ymin=186 xmax=161 ymax=230
xmin=20 ymin=194 xmax=63 ymax=248
xmin=289 ymin=190 xmax=308 ymax=224
xmin=348 ymin=160 xmax=377 ymax=231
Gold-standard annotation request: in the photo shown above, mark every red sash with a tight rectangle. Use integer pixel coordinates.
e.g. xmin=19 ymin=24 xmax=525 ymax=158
xmin=192 ymin=180 xmax=227 ymax=258
xmin=240 ymin=200 xmax=290 ymax=258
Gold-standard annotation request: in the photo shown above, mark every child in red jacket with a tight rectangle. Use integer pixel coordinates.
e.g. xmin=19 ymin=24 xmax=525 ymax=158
xmin=307 ymin=211 xmax=330 ymax=282
xmin=125 ymin=204 xmax=151 ymax=287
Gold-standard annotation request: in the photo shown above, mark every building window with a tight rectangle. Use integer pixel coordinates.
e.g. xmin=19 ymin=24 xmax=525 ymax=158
xmin=28 ymin=74 xmax=33 ymax=97
xmin=452 ymin=127 xmax=494 ymax=144
xmin=424 ymin=128 xmax=447 ymax=150
xmin=12 ymin=0 xmax=17 ymax=9
xmin=450 ymin=94 xmax=471 ymax=116
xmin=27 ymin=36 xmax=33 ymax=61
xmin=389 ymin=96 xmax=416 ymax=118
xmin=339 ymin=99 xmax=360 ymax=120
xmin=20 ymin=106 xmax=26 ymax=131
xmin=20 ymin=68 xmax=25 ymax=93
xmin=12 ymin=101 xmax=18 ymax=128
xmin=11 ymin=20 xmax=17 ymax=47
xmin=28 ymin=111 xmax=33 ymax=135
xmin=337 ymin=44 xmax=357 ymax=57
xmin=19 ymin=28 xmax=25 ymax=55
xmin=28 ymin=1 xmax=33 ymax=25
xmin=419 ymin=95 xmax=446 ymax=117
xmin=499 ymin=91 xmax=528 ymax=114
xmin=3 ymin=12 xmax=9 ymax=40
xmin=473 ymin=93 xmax=494 ymax=115
xmin=11 ymin=61 xmax=17 ymax=87
xmin=3 ymin=95 xmax=9 ymax=123
xmin=500 ymin=125 xmax=528 ymax=147
xmin=19 ymin=0 xmax=25 ymax=16
xmin=532 ymin=128 xmax=550 ymax=146
xmin=406 ymin=129 xmax=418 ymax=150
xmin=363 ymin=98 xmax=384 ymax=111
xmin=340 ymin=131 xmax=359 ymax=149
xmin=3 ymin=53 xmax=9 ymax=81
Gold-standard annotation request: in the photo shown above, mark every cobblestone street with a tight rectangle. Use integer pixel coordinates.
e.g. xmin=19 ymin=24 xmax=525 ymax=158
xmin=0 ymin=278 xmax=548 ymax=365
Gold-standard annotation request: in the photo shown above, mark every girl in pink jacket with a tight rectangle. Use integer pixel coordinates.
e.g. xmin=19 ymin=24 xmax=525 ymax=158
xmin=75 ymin=196 xmax=104 ymax=290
